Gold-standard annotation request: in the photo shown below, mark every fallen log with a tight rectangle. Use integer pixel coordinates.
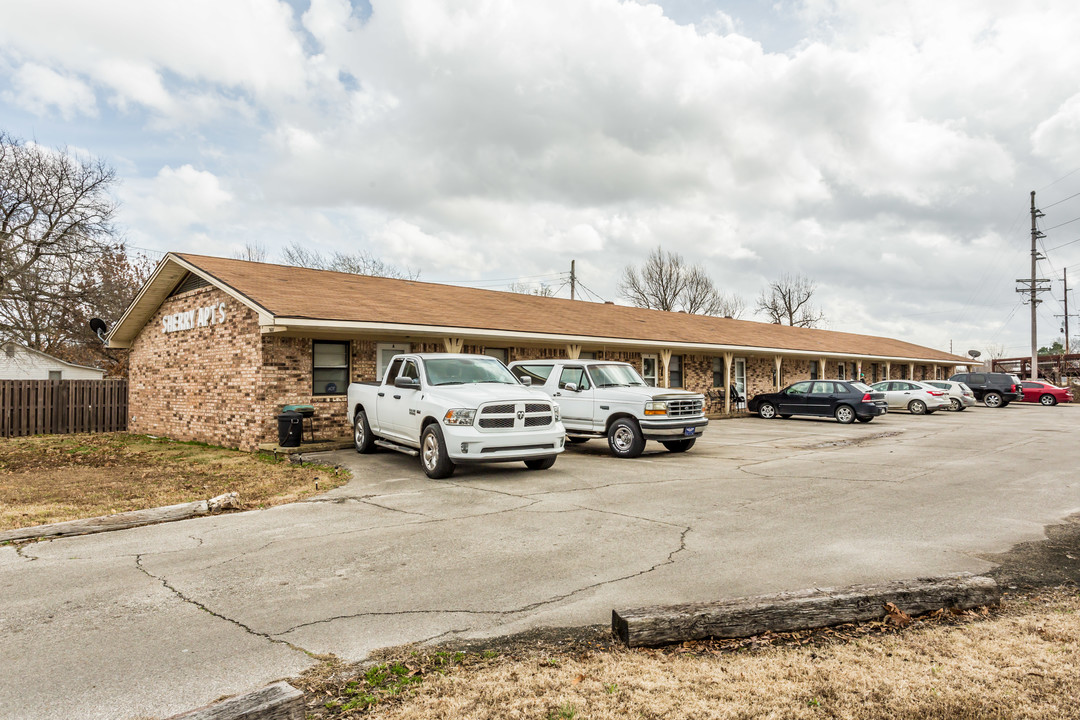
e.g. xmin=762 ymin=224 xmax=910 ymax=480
xmin=0 ymin=492 xmax=241 ymax=543
xmin=165 ymin=681 xmax=303 ymax=720
xmin=612 ymin=573 xmax=1001 ymax=648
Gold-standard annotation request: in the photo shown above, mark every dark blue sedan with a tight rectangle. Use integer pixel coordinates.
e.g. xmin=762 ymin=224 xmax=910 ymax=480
xmin=748 ymin=380 xmax=887 ymax=424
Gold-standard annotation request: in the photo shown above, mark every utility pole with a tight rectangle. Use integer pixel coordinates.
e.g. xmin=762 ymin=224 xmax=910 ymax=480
xmin=570 ymin=259 xmax=576 ymax=301
xmin=1055 ymin=268 xmax=1073 ymax=355
xmin=1017 ymin=191 xmax=1052 ymax=380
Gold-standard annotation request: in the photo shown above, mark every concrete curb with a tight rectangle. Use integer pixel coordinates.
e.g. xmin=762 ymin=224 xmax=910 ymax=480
xmin=0 ymin=492 xmax=240 ymax=543
xmin=613 ymin=573 xmax=1002 ymax=647
xmin=165 ymin=681 xmax=303 ymax=720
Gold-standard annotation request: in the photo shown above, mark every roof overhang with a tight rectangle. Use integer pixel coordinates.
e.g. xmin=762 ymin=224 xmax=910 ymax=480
xmin=107 ymin=253 xmax=272 ymax=348
xmin=261 ymin=316 xmax=969 ymax=366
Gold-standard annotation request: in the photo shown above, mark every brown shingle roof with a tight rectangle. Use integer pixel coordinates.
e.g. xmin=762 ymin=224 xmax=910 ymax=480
xmin=163 ymin=254 xmax=967 ymax=363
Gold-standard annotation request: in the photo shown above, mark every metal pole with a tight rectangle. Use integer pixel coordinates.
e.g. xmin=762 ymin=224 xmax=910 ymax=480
xmin=1065 ymin=268 xmax=1071 ymax=356
xmin=1031 ymin=191 xmax=1039 ymax=381
xmin=570 ymin=259 xmax=576 ymax=301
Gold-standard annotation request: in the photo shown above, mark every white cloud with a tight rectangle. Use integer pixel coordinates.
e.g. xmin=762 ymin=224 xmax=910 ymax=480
xmin=4 ymin=0 xmax=1079 ymax=357
xmin=122 ymin=165 xmax=234 ymax=234
xmin=4 ymin=62 xmax=97 ymax=119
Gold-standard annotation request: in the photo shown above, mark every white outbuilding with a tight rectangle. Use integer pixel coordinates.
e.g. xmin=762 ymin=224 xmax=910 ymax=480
xmin=0 ymin=342 xmax=105 ymax=380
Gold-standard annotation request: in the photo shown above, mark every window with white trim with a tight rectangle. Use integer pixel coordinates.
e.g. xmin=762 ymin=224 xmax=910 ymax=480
xmin=313 ymin=341 xmax=349 ymax=395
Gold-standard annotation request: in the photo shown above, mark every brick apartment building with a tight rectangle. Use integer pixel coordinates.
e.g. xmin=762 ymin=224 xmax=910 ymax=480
xmin=107 ymin=253 xmax=972 ymax=450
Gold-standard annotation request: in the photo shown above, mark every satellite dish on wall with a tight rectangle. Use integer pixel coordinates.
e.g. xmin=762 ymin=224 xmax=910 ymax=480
xmin=89 ymin=318 xmax=108 ymax=343
xmin=967 ymin=349 xmax=982 ymax=359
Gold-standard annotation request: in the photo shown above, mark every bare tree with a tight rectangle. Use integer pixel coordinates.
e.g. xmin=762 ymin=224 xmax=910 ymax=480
xmin=508 ymin=281 xmax=557 ymax=297
xmin=0 ymin=131 xmax=124 ymax=356
xmin=280 ymin=242 xmax=418 ymax=280
xmin=618 ymin=246 xmax=743 ymax=316
xmin=233 ymin=241 xmax=268 ymax=262
xmin=755 ymin=273 xmax=826 ymax=328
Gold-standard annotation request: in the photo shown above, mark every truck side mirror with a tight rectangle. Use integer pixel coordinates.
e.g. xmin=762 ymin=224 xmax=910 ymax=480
xmin=394 ymin=376 xmax=420 ymax=389
xmin=563 ymin=382 xmax=579 ymax=393
xmin=518 ymin=376 xmax=532 ymax=386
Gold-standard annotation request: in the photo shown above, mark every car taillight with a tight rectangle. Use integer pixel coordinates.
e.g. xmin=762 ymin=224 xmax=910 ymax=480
xmin=861 ymin=393 xmax=873 ymax=402
xmin=928 ymin=390 xmax=945 ymax=396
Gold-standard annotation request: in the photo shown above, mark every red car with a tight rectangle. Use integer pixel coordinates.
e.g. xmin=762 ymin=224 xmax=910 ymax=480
xmin=1020 ymin=380 xmax=1073 ymax=406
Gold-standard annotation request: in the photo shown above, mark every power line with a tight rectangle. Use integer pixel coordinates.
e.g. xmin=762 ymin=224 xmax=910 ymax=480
xmin=1041 ymin=215 xmax=1080 ymax=232
xmin=1037 ymin=168 xmax=1080 ymax=192
xmin=1042 ymin=190 xmax=1080 ymax=210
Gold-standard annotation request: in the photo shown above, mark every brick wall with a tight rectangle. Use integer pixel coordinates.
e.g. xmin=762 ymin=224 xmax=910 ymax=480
xmin=129 ymin=286 xmax=264 ymax=449
xmin=130 ymin=292 xmax=959 ymax=448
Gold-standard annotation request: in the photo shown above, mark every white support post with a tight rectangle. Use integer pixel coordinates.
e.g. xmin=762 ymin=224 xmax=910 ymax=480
xmin=723 ymin=351 xmax=734 ymax=414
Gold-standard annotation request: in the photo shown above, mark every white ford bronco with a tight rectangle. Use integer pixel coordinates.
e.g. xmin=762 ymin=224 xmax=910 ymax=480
xmin=347 ymin=354 xmax=565 ymax=478
xmin=507 ymin=359 xmax=708 ymax=458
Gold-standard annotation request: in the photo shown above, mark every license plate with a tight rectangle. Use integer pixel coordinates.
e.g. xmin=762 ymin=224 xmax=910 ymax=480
xmin=684 ymin=427 xmax=696 ymax=436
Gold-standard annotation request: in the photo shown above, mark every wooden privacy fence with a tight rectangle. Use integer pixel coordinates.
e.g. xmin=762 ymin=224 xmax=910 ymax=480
xmin=0 ymin=379 xmax=128 ymax=437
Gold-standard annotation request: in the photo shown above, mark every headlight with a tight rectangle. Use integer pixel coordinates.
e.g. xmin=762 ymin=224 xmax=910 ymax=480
xmin=644 ymin=401 xmax=668 ymax=416
xmin=443 ymin=408 xmax=476 ymax=426
xmin=553 ymin=404 xmax=560 ymax=422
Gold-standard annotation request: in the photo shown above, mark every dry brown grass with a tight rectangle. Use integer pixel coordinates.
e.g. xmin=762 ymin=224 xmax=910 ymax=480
xmin=298 ymin=590 xmax=1080 ymax=720
xmin=0 ymin=433 xmax=349 ymax=530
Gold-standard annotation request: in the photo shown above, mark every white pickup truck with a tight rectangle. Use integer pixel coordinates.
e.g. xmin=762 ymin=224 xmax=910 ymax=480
xmin=347 ymin=353 xmax=565 ymax=478
xmin=508 ymin=359 xmax=708 ymax=458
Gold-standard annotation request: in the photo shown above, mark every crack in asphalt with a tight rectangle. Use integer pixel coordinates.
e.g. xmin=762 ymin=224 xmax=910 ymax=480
xmin=209 ymin=496 xmax=544 ymax=568
xmin=134 ymin=553 xmax=314 ymax=659
xmin=274 ymin=523 xmax=691 ymax=637
xmin=13 ymin=543 xmax=38 ymax=561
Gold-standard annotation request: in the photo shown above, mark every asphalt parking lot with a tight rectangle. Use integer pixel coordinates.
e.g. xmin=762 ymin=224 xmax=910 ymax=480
xmin=3 ymin=403 xmax=1080 ymax=719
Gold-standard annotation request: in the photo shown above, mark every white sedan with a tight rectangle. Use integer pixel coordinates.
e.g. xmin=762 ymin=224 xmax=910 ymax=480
xmin=869 ymin=380 xmax=951 ymax=415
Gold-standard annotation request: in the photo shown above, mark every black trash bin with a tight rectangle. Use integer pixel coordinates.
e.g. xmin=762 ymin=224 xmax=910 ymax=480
xmin=277 ymin=411 xmax=303 ymax=448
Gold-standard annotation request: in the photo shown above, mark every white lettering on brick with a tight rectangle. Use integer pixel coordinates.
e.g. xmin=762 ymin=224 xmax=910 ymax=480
xmin=163 ymin=304 xmax=228 ymax=334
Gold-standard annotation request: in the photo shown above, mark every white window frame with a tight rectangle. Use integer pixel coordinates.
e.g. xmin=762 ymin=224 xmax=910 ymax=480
xmin=641 ymin=353 xmax=658 ymax=387
xmin=376 ymin=343 xmax=411 ymax=382
xmin=733 ymin=358 xmax=747 ymax=401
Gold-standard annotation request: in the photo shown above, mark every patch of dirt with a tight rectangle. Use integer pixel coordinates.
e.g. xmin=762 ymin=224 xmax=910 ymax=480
xmin=0 ymin=433 xmax=349 ymax=530
xmin=983 ymin=513 xmax=1080 ymax=591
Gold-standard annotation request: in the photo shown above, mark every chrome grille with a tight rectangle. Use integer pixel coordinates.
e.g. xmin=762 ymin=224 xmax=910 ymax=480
xmin=667 ymin=399 xmax=704 ymax=417
xmin=476 ymin=401 xmax=554 ymax=432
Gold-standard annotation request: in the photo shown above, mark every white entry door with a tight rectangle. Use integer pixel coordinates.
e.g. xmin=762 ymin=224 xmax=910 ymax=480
xmin=642 ymin=354 xmax=658 ymax=387
xmin=376 ymin=343 xmax=410 ymax=383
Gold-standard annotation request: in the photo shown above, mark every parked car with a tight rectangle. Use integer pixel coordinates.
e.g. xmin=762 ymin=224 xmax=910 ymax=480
xmin=507 ymin=359 xmax=708 ymax=457
xmin=1019 ymin=380 xmax=1074 ymax=406
xmin=347 ymin=354 xmax=565 ymax=479
xmin=748 ymin=380 xmax=887 ymax=424
xmin=923 ymin=380 xmax=976 ymax=411
xmin=869 ymin=380 xmax=950 ymax=414
xmin=948 ymin=372 xmax=1022 ymax=408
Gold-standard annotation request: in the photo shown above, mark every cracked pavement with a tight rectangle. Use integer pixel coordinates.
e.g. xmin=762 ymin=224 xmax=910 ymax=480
xmin=3 ymin=405 xmax=1080 ymax=719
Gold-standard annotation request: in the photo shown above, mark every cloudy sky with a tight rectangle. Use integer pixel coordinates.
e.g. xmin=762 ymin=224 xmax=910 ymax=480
xmin=3 ymin=0 xmax=1080 ymax=358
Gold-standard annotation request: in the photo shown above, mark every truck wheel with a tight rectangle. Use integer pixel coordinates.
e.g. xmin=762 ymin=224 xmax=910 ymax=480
xmin=353 ymin=410 xmax=375 ymax=454
xmin=524 ymin=456 xmax=557 ymax=470
xmin=983 ymin=392 xmax=1002 ymax=408
xmin=661 ymin=438 xmax=696 ymax=453
xmin=420 ymin=424 xmax=455 ymax=479
xmin=607 ymin=418 xmax=645 ymax=458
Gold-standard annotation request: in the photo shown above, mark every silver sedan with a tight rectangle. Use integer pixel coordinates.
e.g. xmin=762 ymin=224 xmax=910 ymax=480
xmin=869 ymin=380 xmax=951 ymax=414
xmin=924 ymin=380 xmax=977 ymax=411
